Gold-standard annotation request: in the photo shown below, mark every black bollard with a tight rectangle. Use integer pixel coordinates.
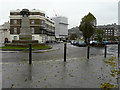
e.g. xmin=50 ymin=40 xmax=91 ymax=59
xmin=87 ymin=45 xmax=90 ymax=59
xmin=64 ymin=43 xmax=66 ymax=62
xmin=118 ymin=43 xmax=120 ymax=58
xmin=104 ymin=45 xmax=107 ymax=58
xmin=29 ymin=44 xmax=32 ymax=64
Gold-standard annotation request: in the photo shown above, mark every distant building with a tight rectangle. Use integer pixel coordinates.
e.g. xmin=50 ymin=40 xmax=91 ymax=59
xmin=96 ymin=23 xmax=118 ymax=41
xmin=51 ymin=16 xmax=68 ymax=40
xmin=10 ymin=9 xmax=55 ymax=43
xmin=0 ymin=22 xmax=10 ymax=43
xmin=68 ymin=26 xmax=82 ymax=40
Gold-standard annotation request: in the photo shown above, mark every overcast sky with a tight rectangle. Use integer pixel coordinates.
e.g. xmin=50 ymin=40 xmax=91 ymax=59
xmin=0 ymin=0 xmax=119 ymax=29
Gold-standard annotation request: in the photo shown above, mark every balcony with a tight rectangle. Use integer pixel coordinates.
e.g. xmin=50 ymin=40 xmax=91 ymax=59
xmin=10 ymin=15 xmax=22 ymax=19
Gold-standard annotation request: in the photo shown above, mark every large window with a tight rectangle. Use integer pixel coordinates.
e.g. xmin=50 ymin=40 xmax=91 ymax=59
xmin=14 ymin=13 xmax=17 ymax=15
xmin=14 ymin=36 xmax=17 ymax=40
xmin=32 ymin=13 xmax=34 ymax=15
xmin=14 ymin=20 xmax=17 ymax=24
xmin=41 ymin=20 xmax=44 ymax=25
xmin=13 ymin=28 xmax=17 ymax=34
xmin=31 ymin=28 xmax=35 ymax=34
xmin=32 ymin=36 xmax=35 ymax=40
xmin=46 ymin=24 xmax=48 ymax=28
xmin=31 ymin=20 xmax=35 ymax=24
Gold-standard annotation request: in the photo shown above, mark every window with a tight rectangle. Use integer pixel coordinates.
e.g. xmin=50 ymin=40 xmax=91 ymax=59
xmin=32 ymin=13 xmax=34 ymax=15
xmin=41 ymin=20 xmax=44 ymax=25
xmin=46 ymin=24 xmax=48 ymax=28
xmin=13 ymin=28 xmax=17 ymax=34
xmin=31 ymin=20 xmax=35 ymax=24
xmin=41 ymin=30 xmax=43 ymax=34
xmin=14 ymin=13 xmax=17 ymax=15
xmin=14 ymin=36 xmax=17 ymax=40
xmin=31 ymin=28 xmax=35 ymax=34
xmin=32 ymin=36 xmax=35 ymax=40
xmin=14 ymin=20 xmax=17 ymax=24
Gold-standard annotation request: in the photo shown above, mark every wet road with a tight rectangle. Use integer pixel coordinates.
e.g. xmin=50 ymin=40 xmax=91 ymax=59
xmin=1 ymin=43 xmax=105 ymax=63
xmin=2 ymin=43 xmax=119 ymax=88
xmin=2 ymin=56 xmax=118 ymax=88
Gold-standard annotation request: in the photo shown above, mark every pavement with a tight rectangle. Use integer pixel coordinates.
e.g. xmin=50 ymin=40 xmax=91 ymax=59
xmin=2 ymin=55 xmax=119 ymax=88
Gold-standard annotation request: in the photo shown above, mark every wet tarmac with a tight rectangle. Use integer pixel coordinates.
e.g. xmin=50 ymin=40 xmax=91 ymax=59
xmin=1 ymin=43 xmax=105 ymax=63
xmin=1 ymin=43 xmax=119 ymax=88
xmin=2 ymin=56 xmax=119 ymax=88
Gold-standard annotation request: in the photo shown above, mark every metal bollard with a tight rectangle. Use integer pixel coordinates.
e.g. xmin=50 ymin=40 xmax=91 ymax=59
xmin=87 ymin=45 xmax=90 ymax=59
xmin=118 ymin=43 xmax=120 ymax=58
xmin=64 ymin=42 xmax=66 ymax=62
xmin=104 ymin=45 xmax=107 ymax=58
xmin=29 ymin=44 xmax=32 ymax=64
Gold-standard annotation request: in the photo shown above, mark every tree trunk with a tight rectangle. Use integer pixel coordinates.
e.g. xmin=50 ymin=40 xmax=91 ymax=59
xmin=88 ymin=38 xmax=90 ymax=45
xmin=85 ymin=38 xmax=87 ymax=44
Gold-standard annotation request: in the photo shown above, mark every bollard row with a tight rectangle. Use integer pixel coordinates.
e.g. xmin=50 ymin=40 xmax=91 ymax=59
xmin=28 ymin=43 xmax=120 ymax=64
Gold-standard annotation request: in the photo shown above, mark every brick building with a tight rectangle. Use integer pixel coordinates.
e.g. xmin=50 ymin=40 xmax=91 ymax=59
xmin=96 ymin=23 xmax=118 ymax=41
xmin=10 ymin=9 xmax=55 ymax=43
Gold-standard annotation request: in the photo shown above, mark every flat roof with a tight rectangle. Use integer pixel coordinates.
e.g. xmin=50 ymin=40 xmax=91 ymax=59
xmin=10 ymin=9 xmax=45 ymax=14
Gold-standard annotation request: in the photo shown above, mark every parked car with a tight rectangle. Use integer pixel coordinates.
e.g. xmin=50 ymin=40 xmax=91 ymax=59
xmin=103 ymin=41 xmax=111 ymax=44
xmin=77 ymin=41 xmax=86 ymax=47
xmin=73 ymin=41 xmax=79 ymax=45
xmin=108 ymin=41 xmax=118 ymax=44
xmin=71 ymin=40 xmax=74 ymax=44
xmin=72 ymin=41 xmax=77 ymax=45
xmin=90 ymin=41 xmax=98 ymax=45
xmin=75 ymin=41 xmax=79 ymax=46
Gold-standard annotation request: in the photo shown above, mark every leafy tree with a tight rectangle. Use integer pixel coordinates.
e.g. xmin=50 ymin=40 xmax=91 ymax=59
xmin=107 ymin=36 xmax=116 ymax=41
xmin=79 ymin=12 xmax=96 ymax=44
xmin=96 ymin=29 xmax=104 ymax=42
xmin=70 ymin=33 xmax=78 ymax=40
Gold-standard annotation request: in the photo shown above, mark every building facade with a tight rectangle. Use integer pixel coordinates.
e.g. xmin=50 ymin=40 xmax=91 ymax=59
xmin=10 ymin=9 xmax=55 ymax=43
xmin=0 ymin=22 xmax=10 ymax=43
xmin=68 ymin=26 xmax=82 ymax=40
xmin=96 ymin=23 xmax=118 ymax=41
xmin=51 ymin=16 xmax=68 ymax=40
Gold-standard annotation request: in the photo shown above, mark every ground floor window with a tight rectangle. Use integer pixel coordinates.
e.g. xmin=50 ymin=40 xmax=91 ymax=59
xmin=14 ymin=36 xmax=17 ymax=40
xmin=32 ymin=36 xmax=35 ymax=40
xmin=31 ymin=28 xmax=35 ymax=34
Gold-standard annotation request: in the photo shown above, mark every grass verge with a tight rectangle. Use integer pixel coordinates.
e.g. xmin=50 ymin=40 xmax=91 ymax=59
xmin=1 ymin=46 xmax=51 ymax=50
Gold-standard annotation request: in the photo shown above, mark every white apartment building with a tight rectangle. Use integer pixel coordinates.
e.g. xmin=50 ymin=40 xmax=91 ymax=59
xmin=0 ymin=22 xmax=10 ymax=44
xmin=51 ymin=16 xmax=68 ymax=40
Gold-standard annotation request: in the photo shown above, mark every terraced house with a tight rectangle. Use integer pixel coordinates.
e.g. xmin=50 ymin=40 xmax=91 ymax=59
xmin=10 ymin=9 xmax=55 ymax=43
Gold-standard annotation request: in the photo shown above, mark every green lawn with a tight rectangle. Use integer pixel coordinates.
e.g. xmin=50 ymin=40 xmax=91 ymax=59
xmin=1 ymin=46 xmax=51 ymax=50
